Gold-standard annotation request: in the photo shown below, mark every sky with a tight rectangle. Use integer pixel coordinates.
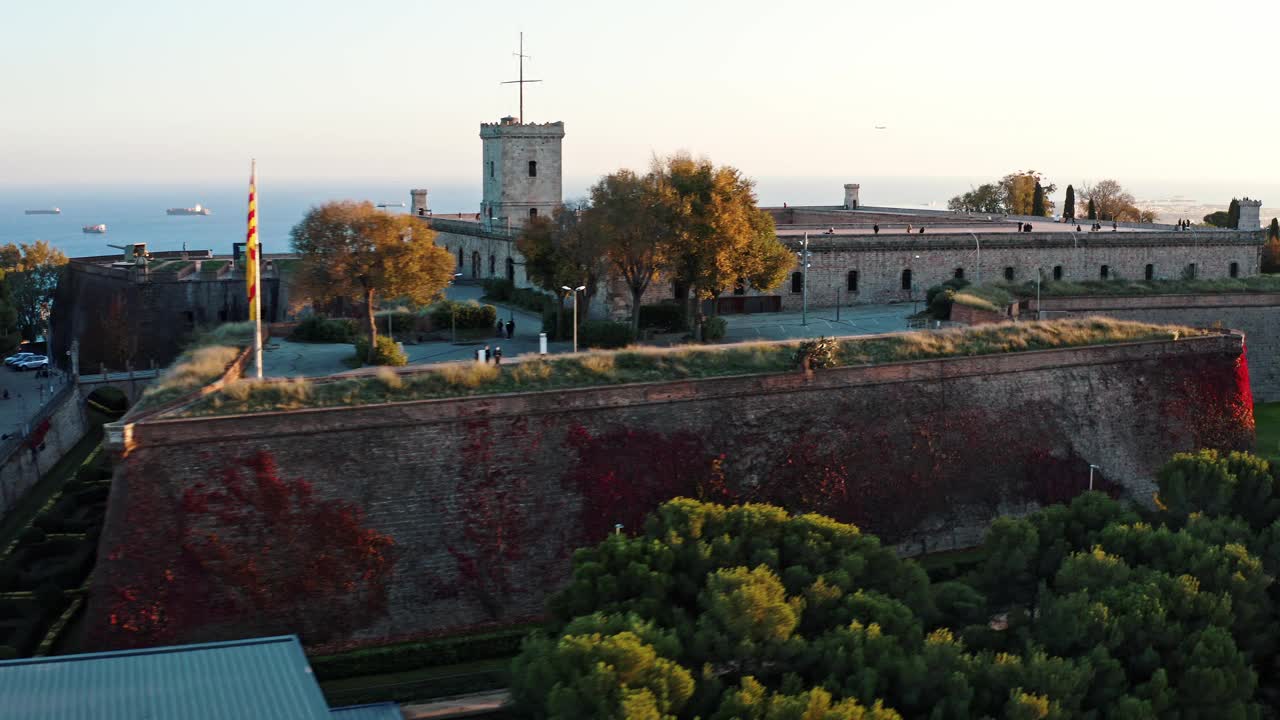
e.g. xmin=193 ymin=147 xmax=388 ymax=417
xmin=2 ymin=0 xmax=1277 ymax=197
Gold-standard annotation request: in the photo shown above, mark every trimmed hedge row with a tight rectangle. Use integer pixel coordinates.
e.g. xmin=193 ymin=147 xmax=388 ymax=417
xmin=309 ymin=626 xmax=534 ymax=681
xmin=291 ymin=317 xmax=357 ymax=344
xmin=580 ymin=321 xmax=636 ymax=349
xmin=638 ymin=303 xmax=686 ymax=332
xmin=482 ymin=279 xmax=555 ymax=315
xmin=429 ymin=301 xmax=498 ymax=331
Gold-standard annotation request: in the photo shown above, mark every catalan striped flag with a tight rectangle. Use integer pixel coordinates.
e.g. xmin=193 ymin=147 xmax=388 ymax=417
xmin=245 ymin=161 xmax=259 ymax=321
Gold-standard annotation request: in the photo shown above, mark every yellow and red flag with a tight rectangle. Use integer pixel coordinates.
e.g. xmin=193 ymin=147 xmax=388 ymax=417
xmin=245 ymin=161 xmax=259 ymax=321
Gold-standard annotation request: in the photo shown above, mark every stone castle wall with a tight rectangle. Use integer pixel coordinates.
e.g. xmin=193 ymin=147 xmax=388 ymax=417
xmin=1034 ymin=293 xmax=1280 ymax=402
xmin=86 ymin=333 xmax=1253 ymax=651
xmin=0 ymin=385 xmax=87 ymax=524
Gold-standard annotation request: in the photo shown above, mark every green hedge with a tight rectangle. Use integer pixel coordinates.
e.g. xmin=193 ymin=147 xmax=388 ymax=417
xmin=291 ymin=317 xmax=357 ymax=344
xmin=703 ymin=316 xmax=727 ymax=341
xmin=483 ymin=280 xmax=554 ymax=315
xmin=373 ymin=311 xmax=417 ymax=334
xmin=481 ymin=278 xmax=515 ymax=301
xmin=309 ymin=626 xmax=533 ymax=681
xmin=353 ymin=336 xmax=407 ymax=367
xmin=639 ymin=304 xmax=685 ymax=332
xmin=580 ymin=321 xmax=636 ymax=349
xmin=429 ymin=301 xmax=497 ymax=330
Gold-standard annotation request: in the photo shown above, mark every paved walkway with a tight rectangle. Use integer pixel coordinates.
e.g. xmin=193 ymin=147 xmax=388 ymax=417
xmin=401 ymin=690 xmax=509 ymax=719
xmin=720 ymin=303 xmax=916 ymax=342
xmin=261 ymin=285 xmax=573 ymax=378
xmin=0 ymin=364 xmax=70 ymax=439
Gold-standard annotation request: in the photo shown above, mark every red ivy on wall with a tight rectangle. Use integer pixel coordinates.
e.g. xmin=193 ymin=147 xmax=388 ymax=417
xmin=103 ymin=451 xmax=396 ymax=647
xmin=563 ymin=425 xmax=732 ymax=543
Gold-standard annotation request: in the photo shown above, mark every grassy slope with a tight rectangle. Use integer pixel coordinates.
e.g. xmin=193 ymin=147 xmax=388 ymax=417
xmin=181 ymin=318 xmax=1202 ymax=417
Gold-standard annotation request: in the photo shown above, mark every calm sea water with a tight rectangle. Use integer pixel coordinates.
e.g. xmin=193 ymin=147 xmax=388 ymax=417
xmin=2 ymin=177 xmax=1275 ymax=258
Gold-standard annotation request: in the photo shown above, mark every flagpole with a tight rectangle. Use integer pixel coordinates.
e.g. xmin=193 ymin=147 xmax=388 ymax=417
xmin=252 ymin=159 xmax=263 ymax=379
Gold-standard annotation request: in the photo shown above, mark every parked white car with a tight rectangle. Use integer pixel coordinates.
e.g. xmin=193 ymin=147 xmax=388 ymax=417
xmin=3 ymin=352 xmax=34 ymax=367
xmin=14 ymin=356 xmax=48 ymax=371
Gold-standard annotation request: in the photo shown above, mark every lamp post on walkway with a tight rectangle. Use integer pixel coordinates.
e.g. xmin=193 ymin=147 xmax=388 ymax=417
xmin=967 ymin=232 xmax=982 ymax=285
xmin=449 ymin=273 xmax=462 ymax=343
xmin=797 ymin=233 xmax=811 ymax=327
xmin=562 ymin=284 xmax=586 ymax=352
xmin=1089 ymin=464 xmax=1101 ymax=491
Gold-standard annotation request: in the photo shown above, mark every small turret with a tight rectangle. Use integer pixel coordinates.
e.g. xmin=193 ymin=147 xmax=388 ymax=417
xmin=1238 ymin=198 xmax=1263 ymax=230
xmin=843 ymin=184 xmax=861 ymax=210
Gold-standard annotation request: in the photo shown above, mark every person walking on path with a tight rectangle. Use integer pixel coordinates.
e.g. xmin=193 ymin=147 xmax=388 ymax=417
xmin=506 ymin=319 xmax=515 ymax=338
xmin=494 ymin=347 xmax=503 ymax=365
xmin=873 ymin=224 xmax=880 ymax=234
xmin=483 ymin=345 xmax=492 ymax=363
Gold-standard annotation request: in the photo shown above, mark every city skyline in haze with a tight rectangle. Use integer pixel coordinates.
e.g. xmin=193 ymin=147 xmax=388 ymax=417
xmin=3 ymin=0 xmax=1277 ymax=191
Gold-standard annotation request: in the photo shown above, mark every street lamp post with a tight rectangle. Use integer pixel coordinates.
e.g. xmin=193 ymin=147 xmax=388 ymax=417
xmin=1088 ymin=463 xmax=1101 ymax=491
xmin=449 ymin=272 xmax=462 ymax=343
xmin=967 ymin=232 xmax=981 ymax=285
xmin=797 ymin=233 xmax=811 ymax=327
xmin=562 ymin=285 xmax=586 ymax=352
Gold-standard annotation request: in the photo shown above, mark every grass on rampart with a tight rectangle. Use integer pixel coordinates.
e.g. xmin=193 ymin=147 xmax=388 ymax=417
xmin=952 ymin=285 xmax=1015 ymax=313
xmin=1004 ymin=274 xmax=1280 ymax=298
xmin=177 ymin=319 xmax=1204 ymax=417
xmin=131 ymin=322 xmax=254 ymax=412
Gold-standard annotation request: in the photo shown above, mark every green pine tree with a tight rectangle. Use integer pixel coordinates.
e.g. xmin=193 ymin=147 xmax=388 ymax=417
xmin=0 ymin=272 xmax=22 ymax=356
xmin=1031 ymin=182 xmax=1046 ymax=217
xmin=1064 ymin=185 xmax=1076 ymax=220
xmin=1087 ymin=198 xmax=1097 ymax=220
xmin=1228 ymin=198 xmax=1241 ymax=229
xmin=1269 ymin=217 xmax=1279 ymax=241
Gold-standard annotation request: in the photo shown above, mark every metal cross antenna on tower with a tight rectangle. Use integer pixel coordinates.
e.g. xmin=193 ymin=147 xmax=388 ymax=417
xmin=501 ymin=31 xmax=542 ymax=124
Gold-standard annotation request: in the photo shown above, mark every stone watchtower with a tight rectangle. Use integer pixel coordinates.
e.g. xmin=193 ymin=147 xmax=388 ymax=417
xmin=843 ymin=183 xmax=860 ymax=210
xmin=480 ymin=116 xmax=565 ymax=227
xmin=1238 ymin=198 xmax=1263 ymax=230
xmin=409 ymin=189 xmax=430 ymax=217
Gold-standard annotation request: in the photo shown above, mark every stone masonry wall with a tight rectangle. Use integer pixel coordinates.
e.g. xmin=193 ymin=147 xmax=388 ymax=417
xmin=0 ymin=385 xmax=87 ymax=524
xmin=85 ymin=334 xmax=1252 ymax=651
xmin=1034 ymin=293 xmax=1280 ymax=403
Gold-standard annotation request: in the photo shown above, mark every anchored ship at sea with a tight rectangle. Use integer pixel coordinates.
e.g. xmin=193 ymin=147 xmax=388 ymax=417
xmin=166 ymin=204 xmax=211 ymax=216
xmin=82 ymin=224 xmax=107 ymax=234
xmin=24 ymin=208 xmax=61 ymax=215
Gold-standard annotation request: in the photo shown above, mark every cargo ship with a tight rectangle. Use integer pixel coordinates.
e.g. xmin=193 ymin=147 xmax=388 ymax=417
xmin=24 ymin=208 xmax=61 ymax=215
xmin=166 ymin=204 xmax=211 ymax=216
xmin=82 ymin=224 xmax=107 ymax=234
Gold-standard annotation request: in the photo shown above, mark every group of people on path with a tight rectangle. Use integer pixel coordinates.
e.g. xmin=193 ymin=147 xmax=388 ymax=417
xmin=480 ymin=345 xmax=503 ymax=365
xmin=495 ymin=318 xmax=516 ymax=339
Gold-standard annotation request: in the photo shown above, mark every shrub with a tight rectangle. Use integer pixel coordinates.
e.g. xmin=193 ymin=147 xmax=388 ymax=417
xmin=374 ymin=310 xmax=417 ymax=334
xmin=290 ymin=316 xmax=357 ymax=343
xmin=579 ymin=321 xmax=635 ymax=349
xmin=430 ymin=301 xmax=497 ymax=330
xmin=542 ymin=307 xmax=573 ymax=338
xmin=925 ymin=278 xmax=971 ymax=320
xmin=353 ymin=336 xmax=408 ymax=367
xmin=703 ymin=316 xmax=727 ymax=341
xmin=309 ymin=626 xmax=532 ymax=681
xmin=794 ymin=337 xmax=839 ymax=370
xmin=482 ymin=278 xmax=515 ymax=301
xmin=639 ymin=303 xmax=685 ymax=332
xmin=511 ymin=288 xmax=554 ymax=313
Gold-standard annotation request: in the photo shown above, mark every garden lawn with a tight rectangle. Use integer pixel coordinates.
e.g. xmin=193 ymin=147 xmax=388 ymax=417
xmin=1255 ymin=401 xmax=1280 ymax=461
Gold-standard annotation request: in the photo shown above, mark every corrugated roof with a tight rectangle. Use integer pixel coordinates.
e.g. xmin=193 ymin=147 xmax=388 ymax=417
xmin=329 ymin=702 xmax=404 ymax=719
xmin=0 ymin=635 xmax=332 ymax=720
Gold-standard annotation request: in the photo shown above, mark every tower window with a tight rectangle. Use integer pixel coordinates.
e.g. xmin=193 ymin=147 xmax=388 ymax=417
xmin=490 ymin=161 xmax=494 ymax=178
xmin=901 ymin=269 xmax=912 ymax=291
xmin=1003 ymin=266 xmax=1014 ymax=281
xmin=953 ymin=267 xmax=965 ymax=281
xmin=529 ymin=208 xmax=538 ymax=219
xmin=1145 ymin=263 xmax=1154 ymax=280
xmin=791 ymin=272 xmax=803 ymax=293
xmin=457 ymin=248 xmax=463 ymax=268
xmin=489 ymin=255 xmax=496 ymax=275
xmin=1230 ymin=261 xmax=1240 ymax=278
xmin=528 ymin=160 xmax=537 ymax=177
xmin=846 ymin=270 xmax=859 ymax=293
xmin=1100 ymin=265 xmax=1110 ymax=279
xmin=488 ymin=205 xmax=494 ymax=219
xmin=1052 ymin=265 xmax=1063 ymax=281
xmin=1185 ymin=263 xmax=1197 ymax=279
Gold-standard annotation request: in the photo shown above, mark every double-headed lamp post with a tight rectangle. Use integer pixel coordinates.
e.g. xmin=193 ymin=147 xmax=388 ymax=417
xmin=562 ymin=285 xmax=586 ymax=352
xmin=1089 ymin=463 xmax=1101 ymax=491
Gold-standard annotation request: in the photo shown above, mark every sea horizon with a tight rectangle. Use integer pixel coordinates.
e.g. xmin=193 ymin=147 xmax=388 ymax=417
xmin=2 ymin=176 xmax=1276 ymax=259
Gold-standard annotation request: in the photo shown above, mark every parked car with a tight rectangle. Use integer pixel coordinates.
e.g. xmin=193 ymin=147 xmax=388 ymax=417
xmin=14 ymin=356 xmax=48 ymax=371
xmin=3 ymin=352 xmax=34 ymax=367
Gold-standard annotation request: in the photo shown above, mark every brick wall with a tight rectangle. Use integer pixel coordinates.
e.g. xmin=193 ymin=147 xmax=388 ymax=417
xmin=85 ymin=334 xmax=1252 ymax=651
xmin=1033 ymin=293 xmax=1280 ymax=402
